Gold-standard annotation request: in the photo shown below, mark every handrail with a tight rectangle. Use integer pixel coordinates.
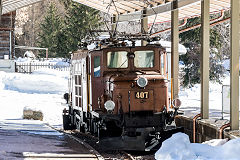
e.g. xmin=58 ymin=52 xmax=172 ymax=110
xmin=193 ymin=113 xmax=201 ymax=143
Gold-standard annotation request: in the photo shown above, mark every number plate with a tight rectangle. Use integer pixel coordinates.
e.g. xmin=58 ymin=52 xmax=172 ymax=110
xmin=135 ymin=92 xmax=149 ymax=99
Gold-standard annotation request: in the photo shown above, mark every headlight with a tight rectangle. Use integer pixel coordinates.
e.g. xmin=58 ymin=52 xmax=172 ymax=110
xmin=104 ymin=100 xmax=115 ymax=111
xmin=172 ymin=98 xmax=181 ymax=109
xmin=137 ymin=77 xmax=148 ymax=88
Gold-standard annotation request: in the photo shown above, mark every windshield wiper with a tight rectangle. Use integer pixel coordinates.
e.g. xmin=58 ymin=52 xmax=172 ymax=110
xmin=119 ymin=59 xmax=128 ymax=68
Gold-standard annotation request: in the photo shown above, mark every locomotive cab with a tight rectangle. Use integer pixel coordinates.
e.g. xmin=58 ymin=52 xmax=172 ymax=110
xmin=63 ymin=44 xmax=181 ymax=151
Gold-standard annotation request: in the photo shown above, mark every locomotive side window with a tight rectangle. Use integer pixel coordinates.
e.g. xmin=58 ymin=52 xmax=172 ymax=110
xmin=74 ymin=75 xmax=82 ymax=107
xmin=134 ymin=50 xmax=154 ymax=68
xmin=94 ymin=56 xmax=101 ymax=77
xmin=161 ymin=54 xmax=164 ymax=74
xmin=160 ymin=53 xmax=166 ymax=75
xmin=107 ymin=51 xmax=128 ymax=68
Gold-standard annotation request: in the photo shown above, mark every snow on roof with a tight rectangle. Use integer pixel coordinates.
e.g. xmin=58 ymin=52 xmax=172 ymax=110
xmin=88 ymin=35 xmax=187 ymax=55
xmin=158 ymin=40 xmax=187 ymax=55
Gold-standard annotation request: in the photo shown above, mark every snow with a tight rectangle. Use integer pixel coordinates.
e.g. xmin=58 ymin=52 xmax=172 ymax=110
xmin=1 ymin=57 xmax=240 ymax=159
xmin=156 ymin=40 xmax=187 ymax=55
xmin=179 ymin=74 xmax=232 ymax=111
xmin=156 ymin=73 xmax=240 ymax=160
xmin=1 ymin=70 xmax=67 ymax=94
xmin=0 ymin=68 xmax=68 ymax=128
xmin=155 ymin=133 xmax=240 ymax=160
xmin=24 ymin=50 xmax=36 ymax=59
xmin=155 ymin=133 xmax=197 ymax=160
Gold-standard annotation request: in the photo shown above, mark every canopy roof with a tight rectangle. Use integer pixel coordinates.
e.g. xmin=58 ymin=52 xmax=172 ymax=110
xmin=2 ymin=0 xmax=42 ymax=15
xmin=73 ymin=0 xmax=230 ymax=23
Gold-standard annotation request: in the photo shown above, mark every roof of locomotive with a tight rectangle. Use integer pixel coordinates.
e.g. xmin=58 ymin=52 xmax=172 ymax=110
xmin=72 ymin=44 xmax=166 ymax=60
xmin=90 ymin=44 xmax=165 ymax=52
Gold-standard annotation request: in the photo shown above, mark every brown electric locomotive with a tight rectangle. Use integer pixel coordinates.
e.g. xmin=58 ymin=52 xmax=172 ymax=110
xmin=63 ymin=42 xmax=181 ymax=151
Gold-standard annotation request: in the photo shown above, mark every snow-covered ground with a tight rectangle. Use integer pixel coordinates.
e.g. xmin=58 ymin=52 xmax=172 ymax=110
xmin=155 ymin=74 xmax=240 ymax=160
xmin=0 ymin=68 xmax=68 ymax=128
xmin=1 ymin=64 xmax=240 ymax=160
xmin=155 ymin=133 xmax=240 ymax=160
xmin=179 ymin=74 xmax=234 ymax=113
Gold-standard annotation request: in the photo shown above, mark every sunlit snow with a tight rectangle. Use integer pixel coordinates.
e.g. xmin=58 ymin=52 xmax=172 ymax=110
xmin=0 ymin=68 xmax=68 ymax=128
xmin=155 ymin=133 xmax=240 ymax=160
xmin=1 ymin=61 xmax=240 ymax=159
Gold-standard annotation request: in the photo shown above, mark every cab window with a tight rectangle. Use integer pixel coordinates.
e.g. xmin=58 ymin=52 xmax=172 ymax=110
xmin=134 ymin=50 xmax=154 ymax=68
xmin=94 ymin=56 xmax=100 ymax=77
xmin=161 ymin=54 xmax=164 ymax=74
xmin=107 ymin=51 xmax=128 ymax=68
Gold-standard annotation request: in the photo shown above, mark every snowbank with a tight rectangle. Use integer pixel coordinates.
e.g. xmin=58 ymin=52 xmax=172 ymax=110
xmin=179 ymin=74 xmax=232 ymax=111
xmin=0 ymin=69 xmax=68 ymax=94
xmin=155 ymin=133 xmax=197 ymax=160
xmin=155 ymin=133 xmax=240 ymax=160
xmin=0 ymin=69 xmax=69 ymax=127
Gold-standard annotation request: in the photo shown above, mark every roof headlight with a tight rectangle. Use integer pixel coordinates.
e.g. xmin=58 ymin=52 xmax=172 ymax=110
xmin=104 ymin=100 xmax=115 ymax=111
xmin=137 ymin=77 xmax=148 ymax=88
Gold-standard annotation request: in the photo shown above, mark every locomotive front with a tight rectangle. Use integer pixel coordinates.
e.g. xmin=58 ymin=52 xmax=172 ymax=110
xmin=97 ymin=45 xmax=179 ymax=150
xmin=63 ymin=44 xmax=181 ymax=151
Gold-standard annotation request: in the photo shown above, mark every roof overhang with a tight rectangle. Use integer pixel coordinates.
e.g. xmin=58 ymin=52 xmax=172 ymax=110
xmin=2 ymin=0 xmax=43 ymax=15
xmin=73 ymin=0 xmax=230 ymax=23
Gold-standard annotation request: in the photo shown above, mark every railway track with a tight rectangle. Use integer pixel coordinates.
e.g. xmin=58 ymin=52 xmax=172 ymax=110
xmin=47 ymin=125 xmax=104 ymax=160
xmin=54 ymin=127 xmax=155 ymax=159
xmin=48 ymin=123 xmax=155 ymax=159
xmin=66 ymin=131 xmax=155 ymax=159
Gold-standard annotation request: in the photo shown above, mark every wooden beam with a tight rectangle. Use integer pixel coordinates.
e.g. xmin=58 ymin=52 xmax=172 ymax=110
xmin=200 ymin=0 xmax=210 ymax=119
xmin=118 ymin=1 xmax=143 ymax=10
xmin=211 ymin=0 xmax=230 ymax=8
xmin=84 ymin=0 xmax=127 ymax=14
xmin=171 ymin=0 xmax=179 ymax=100
xmin=118 ymin=0 xmax=199 ymax=22
xmin=110 ymin=2 xmax=136 ymax=12
xmin=210 ymin=3 xmax=228 ymax=10
xmin=2 ymin=0 xmax=42 ymax=15
xmin=180 ymin=6 xmax=200 ymax=15
xmin=141 ymin=8 xmax=148 ymax=46
xmin=179 ymin=8 xmax=200 ymax=16
xmin=73 ymin=0 xmax=117 ymax=14
xmin=230 ymin=0 xmax=239 ymax=130
xmin=0 ymin=0 xmax=2 ymax=16
xmin=129 ymin=1 xmax=148 ymax=8
xmin=152 ymin=0 xmax=165 ymax=4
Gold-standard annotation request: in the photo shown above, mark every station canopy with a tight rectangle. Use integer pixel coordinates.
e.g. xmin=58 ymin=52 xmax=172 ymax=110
xmin=2 ymin=0 xmax=42 ymax=15
xmin=73 ymin=0 xmax=230 ymax=24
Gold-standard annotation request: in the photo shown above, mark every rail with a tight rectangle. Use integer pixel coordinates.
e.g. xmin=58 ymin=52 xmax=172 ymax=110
xmin=15 ymin=62 xmax=70 ymax=73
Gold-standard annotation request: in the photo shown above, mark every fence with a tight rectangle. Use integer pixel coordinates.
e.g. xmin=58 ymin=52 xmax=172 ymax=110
xmin=15 ymin=62 xmax=70 ymax=73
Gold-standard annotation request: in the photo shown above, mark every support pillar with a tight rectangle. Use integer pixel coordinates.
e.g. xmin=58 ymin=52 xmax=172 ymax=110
xmin=200 ymin=0 xmax=210 ymax=119
xmin=141 ymin=8 xmax=148 ymax=46
xmin=171 ymin=0 xmax=179 ymax=101
xmin=230 ymin=0 xmax=239 ymax=130
xmin=0 ymin=0 xmax=2 ymax=21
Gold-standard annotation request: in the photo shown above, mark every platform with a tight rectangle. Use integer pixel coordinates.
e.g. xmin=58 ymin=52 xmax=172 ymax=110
xmin=176 ymin=107 xmax=240 ymax=143
xmin=0 ymin=119 xmax=99 ymax=159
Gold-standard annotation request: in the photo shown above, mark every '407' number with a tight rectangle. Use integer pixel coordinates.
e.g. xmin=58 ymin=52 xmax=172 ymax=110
xmin=135 ymin=92 xmax=149 ymax=99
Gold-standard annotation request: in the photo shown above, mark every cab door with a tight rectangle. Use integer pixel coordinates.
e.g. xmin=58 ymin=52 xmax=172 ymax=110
xmin=91 ymin=51 xmax=104 ymax=111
